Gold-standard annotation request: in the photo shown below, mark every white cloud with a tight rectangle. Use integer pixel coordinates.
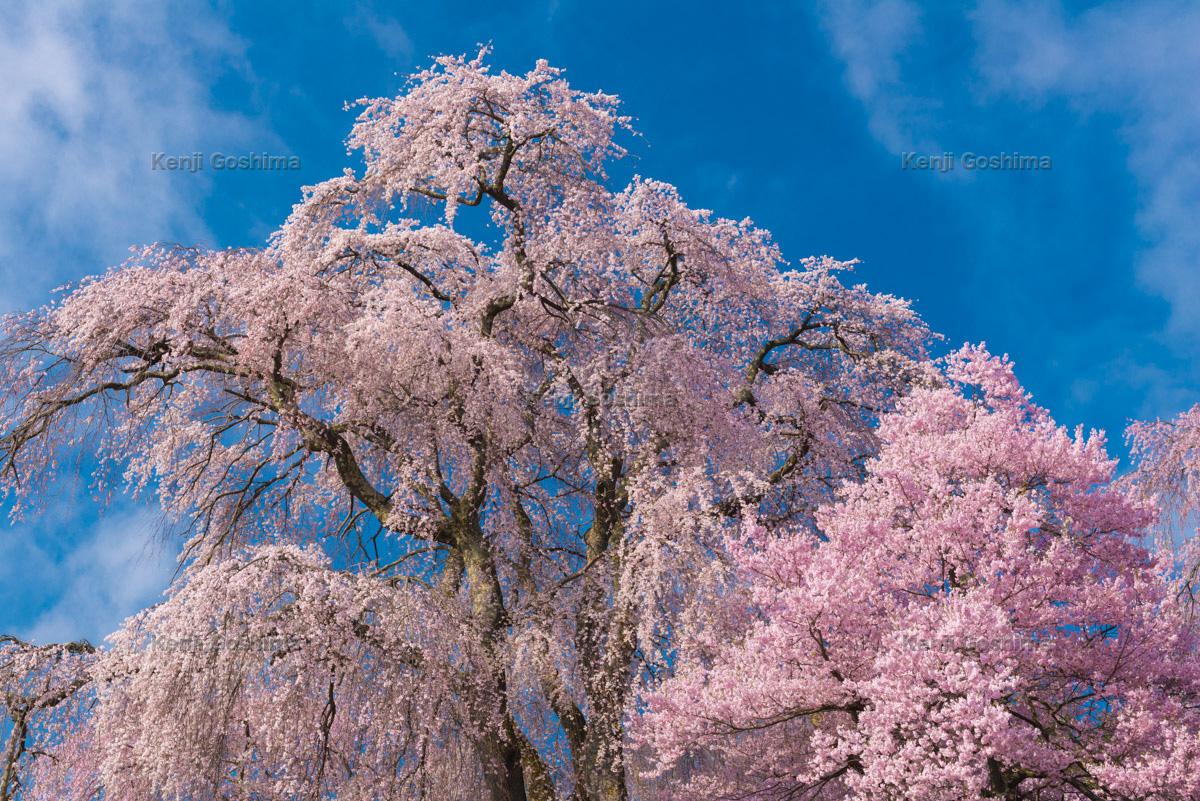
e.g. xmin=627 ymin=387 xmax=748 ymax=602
xmin=814 ymin=0 xmax=1200 ymax=341
xmin=346 ymin=6 xmax=414 ymax=61
xmin=970 ymin=0 xmax=1200 ymax=338
xmin=21 ymin=507 xmax=176 ymax=645
xmin=0 ymin=496 xmax=176 ymax=646
xmin=0 ymin=0 xmax=271 ymax=312
xmin=0 ymin=0 xmax=276 ymax=646
xmin=815 ymin=0 xmax=932 ymax=152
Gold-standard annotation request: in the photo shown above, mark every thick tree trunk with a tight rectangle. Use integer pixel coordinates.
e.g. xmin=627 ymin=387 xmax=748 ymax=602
xmin=572 ymin=476 xmax=633 ymax=801
xmin=460 ymin=533 xmax=552 ymax=801
xmin=479 ymin=736 xmax=531 ymax=801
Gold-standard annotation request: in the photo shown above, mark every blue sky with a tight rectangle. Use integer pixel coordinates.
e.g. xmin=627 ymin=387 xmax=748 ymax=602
xmin=2 ymin=0 xmax=1198 ymax=644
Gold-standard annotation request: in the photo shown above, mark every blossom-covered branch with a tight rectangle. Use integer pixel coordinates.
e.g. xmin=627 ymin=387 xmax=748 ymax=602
xmin=638 ymin=347 xmax=1200 ymax=801
xmin=0 ymin=50 xmax=930 ymax=801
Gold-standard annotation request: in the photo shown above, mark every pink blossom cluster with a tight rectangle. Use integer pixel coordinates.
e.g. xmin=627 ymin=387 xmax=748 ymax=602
xmin=639 ymin=346 xmax=1200 ymax=800
xmin=0 ymin=49 xmax=1195 ymax=801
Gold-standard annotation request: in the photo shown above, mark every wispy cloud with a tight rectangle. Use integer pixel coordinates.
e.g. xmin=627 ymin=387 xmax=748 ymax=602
xmin=1 ymin=500 xmax=175 ymax=645
xmin=971 ymin=0 xmax=1200 ymax=339
xmin=0 ymin=0 xmax=270 ymax=312
xmin=814 ymin=0 xmax=1200 ymax=345
xmin=27 ymin=509 xmax=175 ymax=645
xmin=816 ymin=0 xmax=930 ymax=152
xmin=0 ymin=0 xmax=276 ymax=645
xmin=346 ymin=5 xmax=414 ymax=62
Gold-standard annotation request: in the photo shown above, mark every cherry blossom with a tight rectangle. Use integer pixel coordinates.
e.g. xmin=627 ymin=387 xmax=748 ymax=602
xmin=0 ymin=637 xmax=95 ymax=801
xmin=0 ymin=51 xmax=930 ymax=801
xmin=638 ymin=346 xmax=1200 ymax=801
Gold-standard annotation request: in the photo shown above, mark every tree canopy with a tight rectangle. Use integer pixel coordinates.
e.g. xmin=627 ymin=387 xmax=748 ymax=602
xmin=1 ymin=51 xmax=1196 ymax=801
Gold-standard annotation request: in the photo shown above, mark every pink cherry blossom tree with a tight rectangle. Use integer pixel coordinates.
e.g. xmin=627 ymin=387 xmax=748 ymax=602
xmin=1127 ymin=403 xmax=1200 ymax=550
xmin=1124 ymin=403 xmax=1200 ymax=634
xmin=0 ymin=638 xmax=95 ymax=801
xmin=638 ymin=346 xmax=1200 ymax=801
xmin=0 ymin=51 xmax=931 ymax=801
